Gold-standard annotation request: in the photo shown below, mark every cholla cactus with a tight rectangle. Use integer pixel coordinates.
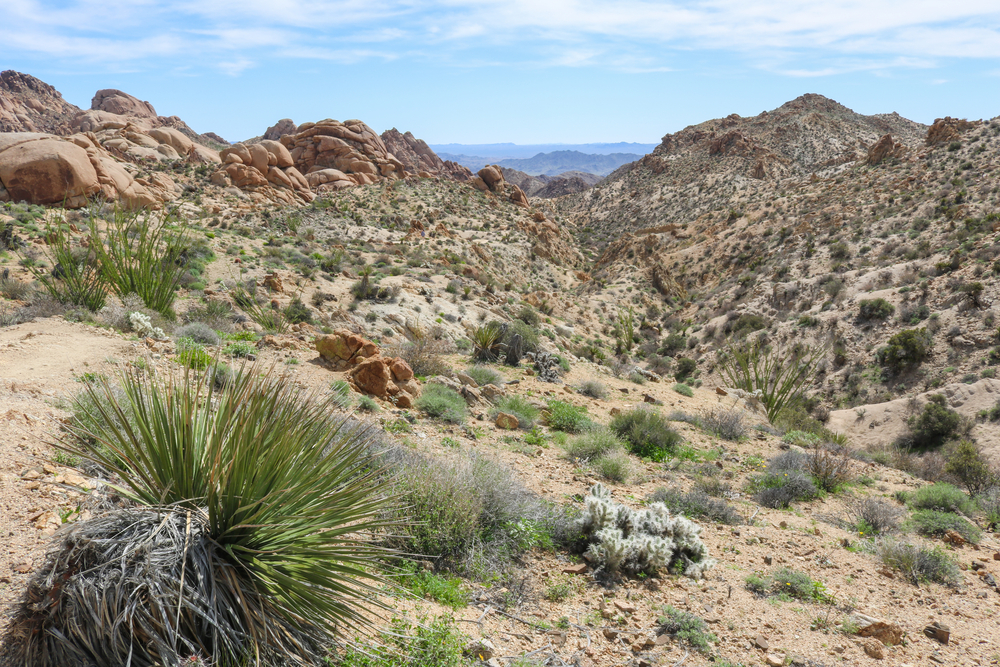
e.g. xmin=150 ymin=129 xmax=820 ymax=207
xmin=577 ymin=485 xmax=714 ymax=579
xmin=128 ymin=311 xmax=166 ymax=340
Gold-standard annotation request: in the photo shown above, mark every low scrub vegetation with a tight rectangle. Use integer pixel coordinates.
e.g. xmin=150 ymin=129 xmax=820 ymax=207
xmin=649 ymin=487 xmax=743 ymax=525
xmin=609 ymin=409 xmax=683 ymax=461
xmin=415 ymin=384 xmax=467 ymax=424
xmin=872 ymin=538 xmax=961 ymax=586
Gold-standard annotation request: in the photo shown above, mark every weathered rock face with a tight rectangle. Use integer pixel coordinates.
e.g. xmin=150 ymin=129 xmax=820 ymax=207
xmin=212 ymin=141 xmax=312 ymax=204
xmin=0 ymin=70 xmax=79 ymax=135
xmin=280 ymin=119 xmax=407 ymax=193
xmin=91 ymin=89 xmax=157 ymax=119
xmin=380 ymin=128 xmax=472 ymax=181
xmin=315 ymin=329 xmax=379 ymax=367
xmin=315 ymin=329 xmax=419 ymax=406
xmin=263 ymin=118 xmax=297 ymax=141
xmin=470 ymin=165 xmax=530 ymax=208
xmin=0 ymin=132 xmax=178 ymax=208
xmin=867 ymin=134 xmax=906 ymax=165
xmin=926 ymin=117 xmax=978 ymax=146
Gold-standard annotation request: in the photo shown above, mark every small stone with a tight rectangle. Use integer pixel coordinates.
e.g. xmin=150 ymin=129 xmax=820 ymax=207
xmin=765 ymin=653 xmax=784 ymax=667
xmin=755 ymin=634 xmax=769 ymax=650
xmin=863 ymin=639 xmax=885 ymax=659
xmin=494 ymin=412 xmax=519 ymax=429
xmin=923 ymin=622 xmax=950 ymax=644
xmin=715 ymin=387 xmax=728 ymax=396
xmin=562 ymin=563 xmax=588 ymax=575
xmin=602 ymin=628 xmax=620 ymax=641
xmin=11 ymin=562 xmax=32 ymax=574
xmin=764 ymin=555 xmax=773 ymax=565
xmin=654 ymin=634 xmax=671 ymax=646
xmin=614 ymin=600 xmax=637 ymax=614
xmin=465 ymin=638 xmax=496 ymax=660
xmin=993 ymin=552 xmax=1000 ymax=561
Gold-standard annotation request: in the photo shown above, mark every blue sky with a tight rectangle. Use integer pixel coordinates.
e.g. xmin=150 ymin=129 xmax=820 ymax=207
xmin=4 ymin=1 xmax=1000 ymax=144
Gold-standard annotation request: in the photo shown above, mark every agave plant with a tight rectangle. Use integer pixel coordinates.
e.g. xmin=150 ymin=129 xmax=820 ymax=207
xmin=471 ymin=321 xmax=505 ymax=362
xmin=9 ymin=366 xmax=397 ymax=667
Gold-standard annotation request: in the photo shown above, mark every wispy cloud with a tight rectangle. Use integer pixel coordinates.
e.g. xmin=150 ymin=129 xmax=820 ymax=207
xmin=3 ymin=0 xmax=1000 ymax=75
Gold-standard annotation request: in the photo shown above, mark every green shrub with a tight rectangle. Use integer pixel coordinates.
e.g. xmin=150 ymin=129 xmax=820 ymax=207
xmin=674 ymin=357 xmax=697 ymax=381
xmin=746 ymin=568 xmax=832 ymax=603
xmin=728 ymin=313 xmax=768 ymax=337
xmin=176 ymin=337 xmax=213 ymax=370
xmin=909 ymin=509 xmax=981 ymax=543
xmin=944 ymin=440 xmax=996 ymax=496
xmin=649 ymin=487 xmax=742 ymax=525
xmin=336 ymin=615 xmax=468 ymax=667
xmin=874 ymin=538 xmax=961 ymax=586
xmin=465 ymin=365 xmax=504 ymax=387
xmin=858 ymin=298 xmax=894 ymax=321
xmin=489 ymin=395 xmax=540 ymax=429
xmin=516 ymin=305 xmax=540 ymax=326
xmin=545 ymin=400 xmax=591 ymax=433
xmin=404 ymin=569 xmax=468 ymax=609
xmin=657 ymin=606 xmax=716 ymax=653
xmin=222 ymin=340 xmax=256 ymax=358
xmin=357 ymin=395 xmax=380 ymax=412
xmin=174 ymin=322 xmax=219 ymax=346
xmin=701 ymin=406 xmax=748 ymax=441
xmin=565 ymin=428 xmax=625 ymax=462
xmin=907 ymin=482 xmax=974 ymax=513
xmin=658 ymin=332 xmax=687 ymax=355
xmin=330 ymin=379 xmax=354 ymax=409
xmin=906 ymin=396 xmax=962 ymax=450
xmin=40 ymin=367 xmax=396 ymax=667
xmin=610 ymin=409 xmax=682 ymax=461
xmin=877 ymin=328 xmax=933 ymax=374
xmin=283 ymin=298 xmax=313 ymax=324
xmin=672 ymin=382 xmax=694 ymax=397
xmin=415 ymin=384 xmax=467 ymax=424
xmin=592 ymin=449 xmax=634 ymax=483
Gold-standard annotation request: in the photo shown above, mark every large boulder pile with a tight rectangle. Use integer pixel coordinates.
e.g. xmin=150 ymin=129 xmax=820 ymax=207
xmin=91 ymin=89 xmax=157 ymax=119
xmin=380 ymin=128 xmax=471 ymax=181
xmin=866 ymin=134 xmax=906 ymax=165
xmin=0 ymin=70 xmax=79 ymax=135
xmin=211 ymin=141 xmax=312 ymax=204
xmin=280 ymin=119 xmax=407 ymax=192
xmin=263 ymin=118 xmax=297 ymax=141
xmin=470 ymin=165 xmax=530 ymax=208
xmin=315 ymin=329 xmax=420 ymax=407
xmin=0 ymin=132 xmax=180 ymax=208
xmin=926 ymin=117 xmax=978 ymax=146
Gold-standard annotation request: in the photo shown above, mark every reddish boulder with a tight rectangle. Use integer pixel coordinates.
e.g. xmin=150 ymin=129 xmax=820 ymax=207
xmin=315 ymin=329 xmax=379 ymax=365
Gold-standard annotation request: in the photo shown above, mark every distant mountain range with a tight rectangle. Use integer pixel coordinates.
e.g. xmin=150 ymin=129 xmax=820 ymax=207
xmin=437 ymin=149 xmax=648 ymax=176
xmin=428 ymin=142 xmax=657 ymax=159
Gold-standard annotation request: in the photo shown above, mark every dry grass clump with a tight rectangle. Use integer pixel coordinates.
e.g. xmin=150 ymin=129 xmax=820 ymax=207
xmin=846 ymin=497 xmax=904 ymax=535
xmin=388 ymin=337 xmax=453 ymax=377
xmin=701 ymin=406 xmax=749 ymax=441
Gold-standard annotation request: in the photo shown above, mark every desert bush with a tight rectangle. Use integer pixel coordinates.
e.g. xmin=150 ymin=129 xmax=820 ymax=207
xmin=183 ymin=299 xmax=236 ymax=332
xmin=385 ymin=451 xmax=561 ymax=576
xmin=754 ymin=471 xmax=818 ymax=508
xmin=415 ymin=384 xmax=467 ymax=424
xmin=174 ymin=321 xmax=219 ymax=346
xmin=846 ymin=497 xmax=903 ymax=535
xmin=175 ymin=337 xmax=213 ymax=370
xmin=717 ymin=339 xmax=823 ymax=423
xmin=727 ymin=313 xmax=768 ymax=337
xmin=330 ymin=379 xmax=354 ymax=410
xmin=565 ymin=428 xmax=626 ymax=462
xmin=858 ymin=298 xmax=895 ymax=322
xmin=231 ymin=281 xmax=289 ymax=334
xmin=283 ymin=297 xmax=314 ymax=324
xmin=783 ymin=430 xmax=821 ymax=447
xmin=574 ymin=484 xmax=714 ymax=577
xmin=337 ymin=615 xmax=468 ymax=667
xmin=906 ymin=396 xmax=962 ymax=450
xmin=27 ymin=228 xmax=108 ymax=311
xmin=745 ymin=568 xmax=832 ymax=603
xmin=649 ymin=487 xmax=742 ymax=525
xmin=465 ymin=365 xmax=504 ymax=387
xmin=873 ymin=538 xmax=961 ymax=586
xmin=673 ymin=383 xmax=694 ymax=397
xmin=471 ymin=322 xmax=504 ymax=362
xmin=657 ymin=606 xmax=716 ymax=653
xmin=350 ymin=266 xmax=399 ymax=301
xmin=391 ymin=337 xmax=452 ymax=377
xmin=357 ymin=395 xmax=380 ymax=412
xmin=674 ymin=357 xmax=697 ymax=381
xmin=0 ymin=277 xmax=35 ymax=301
xmin=222 ymin=340 xmax=256 ymax=358
xmin=545 ymin=400 xmax=591 ymax=433
xmin=806 ymin=445 xmax=854 ymax=492
xmin=592 ymin=449 xmax=635 ymax=483
xmin=658 ymin=332 xmax=688 ymax=355
xmin=907 ymin=482 xmax=973 ymax=513
xmin=943 ymin=439 xmax=997 ymax=496
xmin=877 ymin=328 xmax=933 ymax=374
xmin=516 ymin=304 xmax=540 ymax=326
xmin=978 ymin=487 xmax=1000 ymax=526
xmin=610 ymin=409 xmax=682 ymax=461
xmin=489 ymin=395 xmax=539 ymax=429
xmin=26 ymin=367 xmax=395 ymax=667
xmin=577 ymin=379 xmax=608 ymax=399
xmin=701 ymin=406 xmax=748 ymax=441
xmin=909 ymin=509 xmax=981 ymax=543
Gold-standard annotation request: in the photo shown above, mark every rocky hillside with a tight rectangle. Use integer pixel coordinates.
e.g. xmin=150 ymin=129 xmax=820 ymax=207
xmin=501 ymin=167 xmax=602 ymax=198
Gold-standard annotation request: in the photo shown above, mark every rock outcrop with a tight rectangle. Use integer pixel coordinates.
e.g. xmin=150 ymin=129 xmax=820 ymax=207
xmin=0 ymin=70 xmax=79 ymax=135
xmin=381 ymin=128 xmax=471 ymax=181
xmin=926 ymin=117 xmax=978 ymax=146
xmin=212 ymin=141 xmax=312 ymax=204
xmin=0 ymin=132 xmax=179 ymax=208
xmin=866 ymin=134 xmax=906 ymax=165
xmin=91 ymin=89 xmax=157 ymax=119
xmin=470 ymin=165 xmax=530 ymax=208
xmin=315 ymin=329 xmax=420 ymax=407
xmin=279 ymin=119 xmax=407 ymax=193
xmin=263 ymin=118 xmax=297 ymax=141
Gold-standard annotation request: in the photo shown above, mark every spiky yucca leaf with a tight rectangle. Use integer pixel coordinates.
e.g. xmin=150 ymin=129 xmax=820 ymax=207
xmin=18 ymin=366 xmax=399 ymax=666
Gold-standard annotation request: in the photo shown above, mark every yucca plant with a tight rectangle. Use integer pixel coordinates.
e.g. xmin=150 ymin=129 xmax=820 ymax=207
xmin=25 ymin=225 xmax=107 ymax=311
xmin=470 ymin=322 xmax=505 ymax=362
xmin=716 ymin=339 xmax=824 ymax=423
xmin=90 ymin=206 xmax=190 ymax=317
xmin=10 ymin=366 xmax=397 ymax=667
